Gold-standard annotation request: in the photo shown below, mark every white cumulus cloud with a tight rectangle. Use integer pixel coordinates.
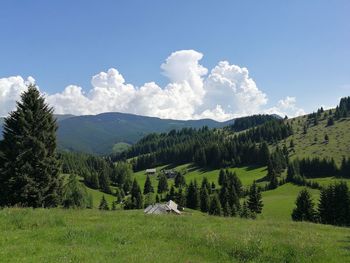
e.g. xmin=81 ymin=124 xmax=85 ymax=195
xmin=265 ymin=96 xmax=305 ymax=118
xmin=0 ymin=49 xmax=305 ymax=121
xmin=0 ymin=76 xmax=35 ymax=116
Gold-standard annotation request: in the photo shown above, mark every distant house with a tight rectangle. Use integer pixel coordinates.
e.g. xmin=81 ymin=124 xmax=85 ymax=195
xmin=163 ymin=169 xmax=177 ymax=179
xmin=144 ymin=200 xmax=181 ymax=215
xmin=145 ymin=168 xmax=156 ymax=175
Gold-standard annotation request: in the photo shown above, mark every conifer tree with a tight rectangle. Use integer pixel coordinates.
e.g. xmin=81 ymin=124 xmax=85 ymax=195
xmin=209 ymin=193 xmax=222 ymax=216
xmin=247 ymin=181 xmax=263 ymax=214
xmin=175 ymin=187 xmax=186 ymax=208
xmin=327 ymin=117 xmax=334 ymax=126
xmin=174 ymin=172 xmax=186 ymax=188
xmin=131 ymin=179 xmax=144 ymax=209
xmin=167 ymin=185 xmax=176 ymax=201
xmin=186 ymin=181 xmax=199 ymax=209
xmin=99 ymin=195 xmax=109 ymax=210
xmin=259 ymin=142 xmax=270 ymax=165
xmin=222 ymin=201 xmax=231 ymax=217
xmin=111 ymin=201 xmax=117 ymax=211
xmin=155 ymin=194 xmax=160 ymax=203
xmin=62 ymin=174 xmax=89 ymax=208
xmin=0 ymin=85 xmax=61 ymax=207
xmin=157 ymin=174 xmax=168 ymax=194
xmin=291 ymin=189 xmax=315 ymax=222
xmin=199 ymin=187 xmax=210 ymax=212
xmin=218 ymin=169 xmax=226 ymax=186
xmin=239 ymin=201 xmax=255 ymax=219
xmin=99 ymin=171 xmax=112 ymax=194
xmin=143 ymin=175 xmax=154 ymax=194
xmin=201 ymin=177 xmax=211 ymax=194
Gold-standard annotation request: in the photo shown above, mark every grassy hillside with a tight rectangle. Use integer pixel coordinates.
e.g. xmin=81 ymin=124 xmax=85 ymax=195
xmin=261 ymin=183 xmax=320 ymax=221
xmin=282 ymin=113 xmax=350 ymax=164
xmin=0 ymin=208 xmax=349 ymax=263
xmin=133 ymin=164 xmax=268 ymax=192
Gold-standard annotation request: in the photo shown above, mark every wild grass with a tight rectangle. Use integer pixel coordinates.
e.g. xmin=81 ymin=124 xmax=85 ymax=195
xmin=0 ymin=208 xmax=349 ymax=262
xmin=281 ymin=113 xmax=350 ymax=165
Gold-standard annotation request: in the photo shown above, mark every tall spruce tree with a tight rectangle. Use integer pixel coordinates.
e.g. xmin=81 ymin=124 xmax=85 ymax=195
xmin=199 ymin=187 xmax=210 ymax=213
xmin=99 ymin=195 xmax=110 ymax=210
xmin=174 ymin=172 xmax=186 ymax=188
xmin=157 ymin=174 xmax=168 ymax=194
xmin=0 ymin=85 xmax=61 ymax=207
xmin=291 ymin=189 xmax=316 ymax=222
xmin=247 ymin=181 xmax=263 ymax=214
xmin=131 ymin=179 xmax=144 ymax=209
xmin=62 ymin=174 xmax=89 ymax=208
xmin=186 ymin=180 xmax=199 ymax=209
xmin=209 ymin=193 xmax=222 ymax=216
xmin=143 ymin=175 xmax=154 ymax=194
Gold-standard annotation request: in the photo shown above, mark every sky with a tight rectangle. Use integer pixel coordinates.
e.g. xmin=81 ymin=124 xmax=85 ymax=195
xmin=0 ymin=0 xmax=349 ymax=120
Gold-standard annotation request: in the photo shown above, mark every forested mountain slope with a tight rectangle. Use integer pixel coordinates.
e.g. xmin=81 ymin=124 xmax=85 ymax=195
xmin=0 ymin=112 xmax=234 ymax=155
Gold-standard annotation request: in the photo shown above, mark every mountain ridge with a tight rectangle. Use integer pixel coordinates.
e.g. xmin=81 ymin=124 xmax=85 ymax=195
xmin=0 ymin=112 xmax=236 ymax=155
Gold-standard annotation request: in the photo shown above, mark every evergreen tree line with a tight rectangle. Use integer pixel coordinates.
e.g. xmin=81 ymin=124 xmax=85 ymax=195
xmin=133 ymin=169 xmax=263 ymax=219
xmin=227 ymin=114 xmax=278 ymax=132
xmin=287 ymin=157 xmax=350 ymax=182
xmin=60 ymin=152 xmax=133 ymax=195
xmin=292 ymin=182 xmax=350 ymax=227
xmin=125 ymin=119 xmax=292 ymax=171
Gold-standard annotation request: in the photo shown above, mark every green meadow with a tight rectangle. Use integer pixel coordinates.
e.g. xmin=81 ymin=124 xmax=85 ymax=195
xmin=1 ymin=208 xmax=350 ymax=263
xmin=282 ymin=114 xmax=350 ymax=165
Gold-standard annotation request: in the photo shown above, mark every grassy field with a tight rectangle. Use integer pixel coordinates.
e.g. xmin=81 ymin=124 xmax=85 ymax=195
xmin=260 ymin=183 xmax=320 ymax=221
xmin=308 ymin=177 xmax=350 ymax=187
xmin=281 ymin=113 xmax=350 ymax=165
xmin=0 ymin=208 xmax=349 ymax=263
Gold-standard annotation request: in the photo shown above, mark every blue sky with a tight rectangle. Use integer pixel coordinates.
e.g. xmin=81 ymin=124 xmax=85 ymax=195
xmin=0 ymin=0 xmax=349 ymax=120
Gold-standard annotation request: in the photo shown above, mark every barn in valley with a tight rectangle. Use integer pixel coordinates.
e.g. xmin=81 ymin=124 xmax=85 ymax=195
xmin=144 ymin=200 xmax=181 ymax=215
xmin=145 ymin=168 xmax=156 ymax=175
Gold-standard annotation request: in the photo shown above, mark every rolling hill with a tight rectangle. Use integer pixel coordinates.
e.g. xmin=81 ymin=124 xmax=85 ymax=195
xmin=0 ymin=112 xmax=234 ymax=155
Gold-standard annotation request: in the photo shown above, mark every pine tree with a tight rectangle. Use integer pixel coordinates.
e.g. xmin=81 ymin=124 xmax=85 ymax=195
xmin=0 ymin=85 xmax=61 ymax=207
xmin=155 ymin=194 xmax=160 ymax=203
xmin=99 ymin=195 xmax=110 ymax=210
xmin=200 ymin=177 xmax=210 ymax=194
xmin=268 ymin=174 xmax=278 ymax=190
xmin=218 ymin=169 xmax=226 ymax=186
xmin=291 ymin=189 xmax=315 ymax=222
xmin=157 ymin=174 xmax=168 ymax=194
xmin=209 ymin=193 xmax=222 ymax=216
xmin=111 ymin=201 xmax=117 ymax=210
xmin=174 ymin=172 xmax=186 ymax=188
xmin=327 ymin=117 xmax=334 ymax=126
xmin=239 ymin=201 xmax=255 ymax=219
xmin=247 ymin=181 xmax=263 ymax=214
xmin=62 ymin=174 xmax=89 ymax=208
xmin=259 ymin=142 xmax=270 ymax=165
xmin=222 ymin=201 xmax=231 ymax=217
xmin=186 ymin=181 xmax=199 ymax=209
xmin=131 ymin=179 xmax=144 ymax=209
xmin=289 ymin=139 xmax=295 ymax=148
xmin=99 ymin=171 xmax=112 ymax=194
xmin=199 ymin=187 xmax=210 ymax=213
xmin=167 ymin=185 xmax=176 ymax=201
xmin=143 ymin=175 xmax=154 ymax=194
